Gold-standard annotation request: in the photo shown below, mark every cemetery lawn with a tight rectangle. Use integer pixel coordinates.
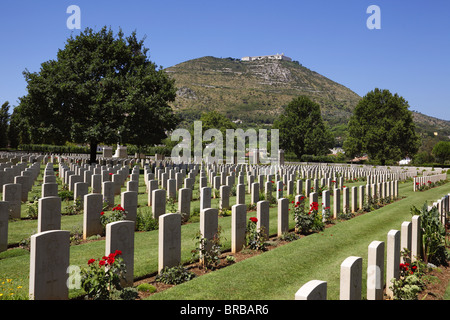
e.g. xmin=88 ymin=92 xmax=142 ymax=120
xmin=146 ymin=179 xmax=450 ymax=300
xmin=0 ymin=166 xmax=448 ymax=300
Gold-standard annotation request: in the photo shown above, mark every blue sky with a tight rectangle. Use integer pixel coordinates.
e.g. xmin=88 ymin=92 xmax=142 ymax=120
xmin=0 ymin=0 xmax=449 ymax=120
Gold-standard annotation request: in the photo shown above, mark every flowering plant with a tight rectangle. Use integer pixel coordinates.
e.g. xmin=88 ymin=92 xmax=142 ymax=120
xmin=192 ymin=227 xmax=223 ymax=270
xmin=389 ymin=249 xmax=428 ymax=300
xmin=246 ymin=217 xmax=267 ymax=251
xmin=100 ymin=204 xmax=127 ymax=227
xmin=322 ymin=205 xmax=332 ymax=223
xmin=80 ymin=250 xmax=127 ymax=300
xmin=292 ymin=199 xmax=324 ymax=234
xmin=390 ymin=262 xmax=424 ymax=300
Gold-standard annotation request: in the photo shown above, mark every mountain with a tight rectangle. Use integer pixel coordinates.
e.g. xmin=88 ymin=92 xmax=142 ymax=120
xmin=165 ymin=56 xmax=450 ymax=140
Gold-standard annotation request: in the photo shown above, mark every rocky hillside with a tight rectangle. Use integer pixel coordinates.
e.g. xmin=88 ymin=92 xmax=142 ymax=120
xmin=165 ymin=56 xmax=360 ymax=126
xmin=165 ymin=56 xmax=450 ymax=139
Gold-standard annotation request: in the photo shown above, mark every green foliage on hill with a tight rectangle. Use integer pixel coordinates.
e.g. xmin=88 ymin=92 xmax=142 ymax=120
xmin=166 ymin=56 xmax=361 ymax=128
xmin=165 ymin=56 xmax=450 ymax=155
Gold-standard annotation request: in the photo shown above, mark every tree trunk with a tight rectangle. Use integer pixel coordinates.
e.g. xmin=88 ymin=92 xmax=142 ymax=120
xmin=90 ymin=141 xmax=98 ymax=164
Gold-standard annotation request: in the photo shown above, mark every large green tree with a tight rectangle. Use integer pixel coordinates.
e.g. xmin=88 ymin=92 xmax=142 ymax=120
xmin=273 ymin=96 xmax=334 ymax=160
xmin=432 ymin=140 xmax=450 ymax=163
xmin=186 ymin=110 xmax=237 ymax=160
xmin=343 ymin=88 xmax=420 ymax=165
xmin=17 ymin=26 xmax=179 ymax=163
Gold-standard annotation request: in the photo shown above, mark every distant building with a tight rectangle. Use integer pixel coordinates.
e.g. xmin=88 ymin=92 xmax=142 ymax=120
xmin=241 ymin=53 xmax=292 ymax=62
xmin=399 ymin=157 xmax=411 ymax=165
xmin=330 ymin=147 xmax=344 ymax=155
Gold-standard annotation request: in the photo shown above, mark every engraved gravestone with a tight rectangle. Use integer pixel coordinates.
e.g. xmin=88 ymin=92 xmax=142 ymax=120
xmin=29 ymin=230 xmax=70 ymax=300
xmin=3 ymin=183 xmax=21 ymax=219
xmin=0 ymin=201 xmax=9 ymax=252
xmin=83 ymin=193 xmax=103 ymax=239
xmin=105 ymin=220 xmax=135 ymax=287
xmin=38 ymin=196 xmax=61 ymax=233
xmin=158 ymin=213 xmax=181 ymax=272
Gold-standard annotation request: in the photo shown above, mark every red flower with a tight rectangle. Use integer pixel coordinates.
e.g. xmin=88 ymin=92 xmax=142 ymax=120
xmin=249 ymin=217 xmax=258 ymax=223
xmin=114 ymin=249 xmax=122 ymax=255
xmin=99 ymin=260 xmax=106 ymax=266
xmin=400 ymin=263 xmax=409 ymax=271
xmin=109 ymin=172 xmax=113 ymax=175
xmin=100 ymin=211 xmax=104 ymax=215
xmin=309 ymin=202 xmax=319 ymax=212
xmin=112 ymin=204 xmax=125 ymax=212
xmin=87 ymin=258 xmax=95 ymax=265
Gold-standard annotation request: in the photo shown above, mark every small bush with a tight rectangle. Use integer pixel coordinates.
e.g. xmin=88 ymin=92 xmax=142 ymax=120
xmin=137 ymin=283 xmax=156 ymax=293
xmin=58 ymin=189 xmax=74 ymax=201
xmin=100 ymin=204 xmax=127 ymax=228
xmin=191 ymin=229 xmax=223 ymax=270
xmin=279 ymin=232 xmax=299 ymax=242
xmin=136 ymin=208 xmax=158 ymax=231
xmin=410 ymin=203 xmax=449 ymax=266
xmin=246 ymin=217 xmax=267 ymax=251
xmin=25 ymin=200 xmax=39 ymax=219
xmin=80 ymin=250 xmax=127 ymax=300
xmin=155 ymin=265 xmax=196 ymax=285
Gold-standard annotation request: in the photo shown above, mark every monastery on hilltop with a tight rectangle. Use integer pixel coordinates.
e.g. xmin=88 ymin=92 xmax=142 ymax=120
xmin=241 ymin=53 xmax=292 ymax=62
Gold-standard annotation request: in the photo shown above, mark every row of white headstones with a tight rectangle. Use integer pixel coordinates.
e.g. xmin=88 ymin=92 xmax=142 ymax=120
xmin=1 ymin=156 xmax=446 ymax=300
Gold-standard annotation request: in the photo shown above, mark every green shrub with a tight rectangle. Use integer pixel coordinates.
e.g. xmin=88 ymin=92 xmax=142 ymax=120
xmin=100 ymin=204 xmax=127 ymax=228
xmin=410 ymin=203 xmax=449 ymax=266
xmin=135 ymin=207 xmax=158 ymax=231
xmin=389 ymin=250 xmax=431 ymax=300
xmin=137 ymin=283 xmax=156 ymax=293
xmin=58 ymin=189 xmax=74 ymax=201
xmin=246 ymin=217 xmax=267 ymax=251
xmin=25 ymin=200 xmax=39 ymax=219
xmin=155 ymin=265 xmax=196 ymax=285
xmin=109 ymin=287 xmax=139 ymax=300
xmin=191 ymin=229 xmax=223 ymax=270
xmin=80 ymin=250 xmax=127 ymax=300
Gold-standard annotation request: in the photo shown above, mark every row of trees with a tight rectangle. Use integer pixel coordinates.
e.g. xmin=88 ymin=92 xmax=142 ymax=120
xmin=274 ymin=89 xmax=423 ymax=166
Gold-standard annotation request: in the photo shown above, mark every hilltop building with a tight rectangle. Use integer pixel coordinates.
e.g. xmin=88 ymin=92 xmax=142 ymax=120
xmin=241 ymin=53 xmax=292 ymax=62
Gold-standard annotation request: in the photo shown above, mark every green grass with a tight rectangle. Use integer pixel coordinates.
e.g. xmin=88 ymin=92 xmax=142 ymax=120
xmin=0 ymin=164 xmax=448 ymax=300
xmin=147 ymin=179 xmax=450 ymax=300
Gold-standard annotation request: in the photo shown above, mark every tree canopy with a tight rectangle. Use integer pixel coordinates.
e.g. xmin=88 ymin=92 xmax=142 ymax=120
xmin=0 ymin=102 xmax=10 ymax=148
xmin=432 ymin=140 xmax=450 ymax=163
xmin=15 ymin=26 xmax=179 ymax=163
xmin=273 ymin=96 xmax=334 ymax=160
xmin=343 ymin=88 xmax=420 ymax=165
